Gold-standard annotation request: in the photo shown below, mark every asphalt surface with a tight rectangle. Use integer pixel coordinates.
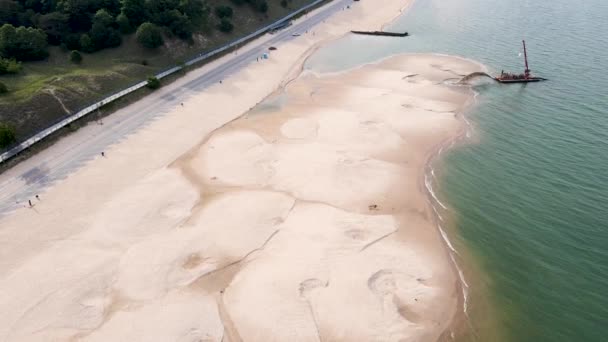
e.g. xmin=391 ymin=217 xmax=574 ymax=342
xmin=0 ymin=0 xmax=354 ymax=217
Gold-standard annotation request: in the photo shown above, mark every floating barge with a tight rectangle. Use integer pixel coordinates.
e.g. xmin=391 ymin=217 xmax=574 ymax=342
xmin=351 ymin=30 xmax=409 ymax=37
xmin=495 ymin=40 xmax=547 ymax=83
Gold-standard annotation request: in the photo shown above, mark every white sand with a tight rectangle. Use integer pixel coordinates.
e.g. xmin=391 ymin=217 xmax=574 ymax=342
xmin=0 ymin=0 xmax=484 ymax=341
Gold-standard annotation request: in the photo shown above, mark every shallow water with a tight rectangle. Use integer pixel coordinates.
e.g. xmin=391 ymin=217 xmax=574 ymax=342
xmin=306 ymin=0 xmax=608 ymax=340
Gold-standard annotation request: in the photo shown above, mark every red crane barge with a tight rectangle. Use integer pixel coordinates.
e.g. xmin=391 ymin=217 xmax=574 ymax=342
xmin=495 ymin=40 xmax=547 ymax=83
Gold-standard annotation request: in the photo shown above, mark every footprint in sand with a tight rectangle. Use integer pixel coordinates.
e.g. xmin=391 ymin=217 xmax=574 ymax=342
xmin=344 ymin=228 xmax=368 ymax=241
xmin=368 ymin=269 xmax=402 ymax=296
xmin=368 ymin=269 xmax=426 ymax=323
xmin=299 ymin=278 xmax=328 ymax=299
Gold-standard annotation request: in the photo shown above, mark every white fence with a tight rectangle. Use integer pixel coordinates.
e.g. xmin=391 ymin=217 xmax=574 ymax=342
xmin=0 ymin=0 xmax=328 ymax=164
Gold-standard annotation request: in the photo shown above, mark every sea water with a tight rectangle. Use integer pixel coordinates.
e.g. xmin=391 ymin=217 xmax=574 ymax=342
xmin=306 ymin=0 xmax=608 ymax=340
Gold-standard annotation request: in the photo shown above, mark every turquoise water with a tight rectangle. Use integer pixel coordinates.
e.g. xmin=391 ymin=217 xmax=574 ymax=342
xmin=307 ymin=0 xmax=608 ymax=340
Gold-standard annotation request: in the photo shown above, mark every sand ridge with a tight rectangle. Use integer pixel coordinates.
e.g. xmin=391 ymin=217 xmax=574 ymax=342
xmin=169 ymin=53 xmax=482 ymax=341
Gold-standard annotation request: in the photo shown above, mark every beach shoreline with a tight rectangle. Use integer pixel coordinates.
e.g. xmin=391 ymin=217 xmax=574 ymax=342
xmin=0 ymin=1 xmax=486 ymax=340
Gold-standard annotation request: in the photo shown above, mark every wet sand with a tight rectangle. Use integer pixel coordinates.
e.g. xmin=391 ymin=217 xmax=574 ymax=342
xmin=0 ymin=0 xmax=484 ymax=340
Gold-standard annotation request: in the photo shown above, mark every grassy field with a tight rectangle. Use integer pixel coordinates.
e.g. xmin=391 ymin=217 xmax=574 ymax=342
xmin=0 ymin=0 xmax=316 ymax=145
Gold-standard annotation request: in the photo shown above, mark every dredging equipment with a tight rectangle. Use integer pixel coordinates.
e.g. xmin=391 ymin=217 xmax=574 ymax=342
xmin=495 ymin=40 xmax=547 ymax=83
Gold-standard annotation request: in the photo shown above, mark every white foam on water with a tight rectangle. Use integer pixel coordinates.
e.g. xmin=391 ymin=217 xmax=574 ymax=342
xmin=439 ymin=224 xmax=458 ymax=254
xmin=450 ymin=253 xmax=470 ymax=314
xmin=425 ymin=173 xmax=448 ymax=209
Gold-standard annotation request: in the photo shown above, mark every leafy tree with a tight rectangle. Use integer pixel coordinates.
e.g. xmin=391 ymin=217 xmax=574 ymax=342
xmin=63 ymin=33 xmax=81 ymax=50
xmin=214 ymin=5 xmax=232 ymax=19
xmin=88 ymin=9 xmax=121 ymax=50
xmin=0 ymin=0 xmax=20 ymax=26
xmin=69 ymin=49 xmax=82 ymax=63
xmin=217 ymin=18 xmax=233 ymax=33
xmin=0 ymin=24 xmax=48 ymax=61
xmin=57 ymin=0 xmax=94 ymax=32
xmin=146 ymin=76 xmax=160 ymax=89
xmin=229 ymin=0 xmax=245 ymax=5
xmin=79 ymin=33 xmax=95 ymax=52
xmin=257 ymin=1 xmax=268 ymax=13
xmin=166 ymin=10 xmax=192 ymax=39
xmin=97 ymin=0 xmax=121 ymax=15
xmin=0 ymin=122 xmax=16 ymax=148
xmin=120 ymin=0 xmax=146 ymax=27
xmin=93 ymin=9 xmax=114 ymax=27
xmin=136 ymin=22 xmax=162 ymax=48
xmin=116 ymin=12 xmax=132 ymax=33
xmin=0 ymin=57 xmax=21 ymax=74
xmin=280 ymin=0 xmax=288 ymax=8
xmin=37 ymin=12 xmax=70 ymax=45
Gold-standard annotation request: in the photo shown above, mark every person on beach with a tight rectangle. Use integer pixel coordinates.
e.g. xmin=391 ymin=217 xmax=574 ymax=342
xmin=101 ymin=152 xmax=105 ymax=157
xmin=35 ymin=195 xmax=39 ymax=200
xmin=28 ymin=200 xmax=32 ymax=207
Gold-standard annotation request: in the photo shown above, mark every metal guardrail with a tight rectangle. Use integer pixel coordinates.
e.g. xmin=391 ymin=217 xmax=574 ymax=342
xmin=0 ymin=0 xmax=328 ymax=164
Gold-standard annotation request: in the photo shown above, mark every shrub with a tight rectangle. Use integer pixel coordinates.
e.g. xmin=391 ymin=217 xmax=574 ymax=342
xmin=0 ymin=81 xmax=7 ymax=93
xmin=146 ymin=76 xmax=160 ymax=89
xmin=0 ymin=58 xmax=22 ymax=74
xmin=63 ymin=34 xmax=81 ymax=51
xmin=0 ymin=122 xmax=16 ymax=148
xmin=217 ymin=18 xmax=234 ymax=33
xmin=69 ymin=50 xmax=82 ymax=64
xmin=116 ymin=13 xmax=133 ymax=34
xmin=256 ymin=1 xmax=268 ymax=13
xmin=215 ymin=6 xmax=233 ymax=18
xmin=136 ymin=23 xmax=163 ymax=48
xmin=79 ymin=34 xmax=95 ymax=53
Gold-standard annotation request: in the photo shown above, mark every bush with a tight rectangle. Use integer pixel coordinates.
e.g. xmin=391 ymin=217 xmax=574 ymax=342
xmin=80 ymin=34 xmax=95 ymax=53
xmin=0 ymin=58 xmax=22 ymax=74
xmin=0 ymin=81 xmax=7 ymax=93
xmin=217 ymin=18 xmax=234 ymax=33
xmin=69 ymin=50 xmax=82 ymax=64
xmin=63 ymin=34 xmax=81 ymax=51
xmin=136 ymin=23 xmax=163 ymax=48
xmin=215 ymin=6 xmax=233 ymax=18
xmin=146 ymin=76 xmax=160 ymax=89
xmin=116 ymin=13 xmax=133 ymax=34
xmin=0 ymin=122 xmax=16 ymax=148
xmin=256 ymin=1 xmax=268 ymax=13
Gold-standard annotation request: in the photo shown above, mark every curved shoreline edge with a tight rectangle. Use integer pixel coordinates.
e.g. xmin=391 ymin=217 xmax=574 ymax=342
xmin=0 ymin=1 xmax=487 ymax=340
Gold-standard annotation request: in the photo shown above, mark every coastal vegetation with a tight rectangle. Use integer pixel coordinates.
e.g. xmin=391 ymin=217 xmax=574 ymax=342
xmin=146 ymin=76 xmax=160 ymax=89
xmin=0 ymin=0 xmax=306 ymax=147
xmin=0 ymin=122 xmax=16 ymax=148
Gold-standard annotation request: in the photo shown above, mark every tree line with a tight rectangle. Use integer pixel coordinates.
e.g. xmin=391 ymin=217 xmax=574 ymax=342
xmin=0 ymin=0 xmax=273 ymax=68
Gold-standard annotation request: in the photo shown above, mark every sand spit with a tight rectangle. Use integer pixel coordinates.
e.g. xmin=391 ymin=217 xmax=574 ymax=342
xmin=172 ymin=54 xmax=481 ymax=341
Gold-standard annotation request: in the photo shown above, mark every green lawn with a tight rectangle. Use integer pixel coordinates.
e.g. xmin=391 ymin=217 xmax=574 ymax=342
xmin=0 ymin=0 xmax=317 ymax=142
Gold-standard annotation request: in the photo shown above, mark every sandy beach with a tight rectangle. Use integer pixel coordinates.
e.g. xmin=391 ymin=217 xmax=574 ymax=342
xmin=0 ymin=0 xmax=483 ymax=341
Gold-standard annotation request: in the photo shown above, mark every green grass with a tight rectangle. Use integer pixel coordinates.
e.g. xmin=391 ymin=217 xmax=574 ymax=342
xmin=0 ymin=0 xmax=317 ymax=143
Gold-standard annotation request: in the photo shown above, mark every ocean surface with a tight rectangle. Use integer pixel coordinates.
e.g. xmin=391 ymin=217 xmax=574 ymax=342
xmin=306 ymin=0 xmax=608 ymax=340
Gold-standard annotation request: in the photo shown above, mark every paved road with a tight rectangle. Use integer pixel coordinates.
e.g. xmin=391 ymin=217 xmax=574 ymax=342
xmin=0 ymin=0 xmax=354 ymax=217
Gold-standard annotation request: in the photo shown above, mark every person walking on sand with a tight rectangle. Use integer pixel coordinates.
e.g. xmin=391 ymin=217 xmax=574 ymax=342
xmin=28 ymin=200 xmax=32 ymax=207
xmin=101 ymin=152 xmax=105 ymax=157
